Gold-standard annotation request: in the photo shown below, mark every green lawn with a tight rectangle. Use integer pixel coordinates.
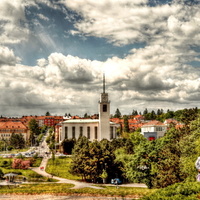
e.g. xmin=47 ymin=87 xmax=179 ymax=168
xmin=45 ymin=157 xmax=81 ymax=180
xmin=0 ymin=183 xmax=154 ymax=198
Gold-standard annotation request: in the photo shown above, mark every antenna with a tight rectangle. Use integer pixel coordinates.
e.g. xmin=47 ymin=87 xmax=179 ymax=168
xmin=103 ymin=72 xmax=105 ymax=93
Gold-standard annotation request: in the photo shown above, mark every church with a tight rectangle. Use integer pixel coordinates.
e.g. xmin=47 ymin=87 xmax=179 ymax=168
xmin=57 ymin=74 xmax=118 ymax=142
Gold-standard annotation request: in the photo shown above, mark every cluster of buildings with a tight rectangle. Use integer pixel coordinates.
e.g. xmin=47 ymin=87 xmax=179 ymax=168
xmin=0 ymin=115 xmax=64 ymax=141
xmin=0 ymin=75 xmax=184 ymax=145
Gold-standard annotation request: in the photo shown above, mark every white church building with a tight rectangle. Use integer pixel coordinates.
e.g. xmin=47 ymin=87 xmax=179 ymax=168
xmin=58 ymin=74 xmax=118 ymax=142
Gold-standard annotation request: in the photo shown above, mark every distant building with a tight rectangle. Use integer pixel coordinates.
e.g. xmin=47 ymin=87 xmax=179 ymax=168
xmin=164 ymin=118 xmax=184 ymax=129
xmin=21 ymin=116 xmax=63 ymax=127
xmin=0 ymin=121 xmax=29 ymax=141
xmin=141 ymin=120 xmax=167 ymax=140
xmin=58 ymin=74 xmax=118 ymax=142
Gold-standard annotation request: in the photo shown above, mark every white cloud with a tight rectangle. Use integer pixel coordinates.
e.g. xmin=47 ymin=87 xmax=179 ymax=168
xmin=0 ymin=46 xmax=21 ymax=65
xmin=0 ymin=0 xmax=30 ymax=44
xmin=37 ymin=13 xmax=49 ymax=21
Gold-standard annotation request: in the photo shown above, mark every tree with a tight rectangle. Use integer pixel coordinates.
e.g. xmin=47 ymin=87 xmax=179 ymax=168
xmin=9 ymin=133 xmax=25 ymax=149
xmin=71 ymin=136 xmax=91 ymax=181
xmin=143 ymin=108 xmax=148 ymax=115
xmin=84 ymin=113 xmax=89 ymax=118
xmin=71 ymin=137 xmax=121 ymax=182
xmin=123 ymin=115 xmax=129 ymax=133
xmin=132 ymin=109 xmax=138 ymax=116
xmin=28 ymin=119 xmax=40 ymax=146
xmin=114 ymin=108 xmax=121 ymax=118
xmin=45 ymin=111 xmax=51 ymax=116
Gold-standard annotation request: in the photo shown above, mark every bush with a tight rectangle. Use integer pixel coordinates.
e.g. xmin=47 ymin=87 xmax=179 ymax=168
xmin=12 ymin=159 xmax=31 ymax=169
xmin=140 ymin=182 xmax=200 ymax=200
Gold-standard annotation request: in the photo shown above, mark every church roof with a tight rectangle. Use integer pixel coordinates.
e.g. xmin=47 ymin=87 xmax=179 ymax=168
xmin=63 ymin=119 xmax=99 ymax=124
xmin=62 ymin=119 xmax=116 ymax=125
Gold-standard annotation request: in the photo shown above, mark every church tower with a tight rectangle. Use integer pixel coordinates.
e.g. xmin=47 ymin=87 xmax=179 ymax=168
xmin=99 ymin=73 xmax=110 ymax=140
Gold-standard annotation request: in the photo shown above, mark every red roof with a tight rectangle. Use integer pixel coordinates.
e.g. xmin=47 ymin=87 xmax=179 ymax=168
xmin=142 ymin=120 xmax=165 ymax=126
xmin=0 ymin=121 xmax=27 ymax=129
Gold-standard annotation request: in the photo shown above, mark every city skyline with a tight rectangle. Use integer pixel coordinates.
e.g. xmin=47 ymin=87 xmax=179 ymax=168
xmin=0 ymin=0 xmax=200 ymax=116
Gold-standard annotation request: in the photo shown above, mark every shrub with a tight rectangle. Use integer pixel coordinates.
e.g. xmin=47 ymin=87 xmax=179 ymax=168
xmin=12 ymin=159 xmax=31 ymax=169
xmin=140 ymin=182 xmax=200 ymax=200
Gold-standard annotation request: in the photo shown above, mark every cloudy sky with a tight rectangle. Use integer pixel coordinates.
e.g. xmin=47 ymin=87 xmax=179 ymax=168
xmin=0 ymin=0 xmax=200 ymax=117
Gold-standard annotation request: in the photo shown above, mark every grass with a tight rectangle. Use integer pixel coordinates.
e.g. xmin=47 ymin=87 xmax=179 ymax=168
xmin=0 ymin=183 xmax=154 ymax=198
xmin=45 ymin=157 xmax=81 ymax=180
xmin=0 ymin=157 xmax=47 ymax=182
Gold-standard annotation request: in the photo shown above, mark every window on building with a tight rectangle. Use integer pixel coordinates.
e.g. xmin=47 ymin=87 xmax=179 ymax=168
xmin=65 ymin=127 xmax=68 ymax=139
xmin=95 ymin=126 xmax=98 ymax=139
xmin=80 ymin=126 xmax=83 ymax=137
xmin=72 ymin=127 xmax=75 ymax=138
xmin=156 ymin=127 xmax=163 ymax=131
xmin=87 ymin=126 xmax=90 ymax=139
xmin=110 ymin=127 xmax=114 ymax=139
xmin=103 ymin=104 xmax=107 ymax=112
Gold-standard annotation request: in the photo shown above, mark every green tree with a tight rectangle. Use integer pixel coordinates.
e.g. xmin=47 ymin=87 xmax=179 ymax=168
xmin=71 ymin=136 xmax=91 ymax=181
xmin=9 ymin=133 xmax=25 ymax=149
xmin=143 ymin=108 xmax=148 ymax=115
xmin=45 ymin=111 xmax=51 ymax=116
xmin=123 ymin=115 xmax=129 ymax=133
xmin=71 ymin=137 xmax=121 ymax=182
xmin=132 ymin=109 xmax=138 ymax=116
xmin=28 ymin=119 xmax=40 ymax=146
xmin=165 ymin=109 xmax=175 ymax=119
xmin=114 ymin=108 xmax=121 ymax=118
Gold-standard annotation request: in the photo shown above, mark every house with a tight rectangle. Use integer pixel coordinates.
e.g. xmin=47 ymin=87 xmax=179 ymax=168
xmin=141 ymin=120 xmax=167 ymax=140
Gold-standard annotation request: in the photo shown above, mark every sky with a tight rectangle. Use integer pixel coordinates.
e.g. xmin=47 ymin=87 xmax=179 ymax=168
xmin=0 ymin=0 xmax=200 ymax=117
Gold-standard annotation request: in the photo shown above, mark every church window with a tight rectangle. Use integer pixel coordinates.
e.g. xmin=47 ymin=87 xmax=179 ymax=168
xmin=80 ymin=126 xmax=83 ymax=137
xmin=65 ymin=127 xmax=68 ymax=139
xmin=72 ymin=127 xmax=75 ymax=138
xmin=110 ymin=127 xmax=113 ymax=139
xmin=95 ymin=126 xmax=98 ymax=139
xmin=103 ymin=104 xmax=107 ymax=112
xmin=87 ymin=127 xmax=90 ymax=139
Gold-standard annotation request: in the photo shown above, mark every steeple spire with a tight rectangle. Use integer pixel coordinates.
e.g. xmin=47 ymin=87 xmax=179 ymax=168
xmin=103 ymin=72 xmax=105 ymax=93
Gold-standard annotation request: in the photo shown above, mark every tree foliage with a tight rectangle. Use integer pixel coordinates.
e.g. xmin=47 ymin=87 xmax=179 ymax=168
xmin=9 ymin=133 xmax=25 ymax=149
xmin=28 ymin=119 xmax=40 ymax=146
xmin=123 ymin=109 xmax=200 ymax=189
xmin=114 ymin=108 xmax=121 ymax=118
xmin=71 ymin=137 xmax=121 ymax=182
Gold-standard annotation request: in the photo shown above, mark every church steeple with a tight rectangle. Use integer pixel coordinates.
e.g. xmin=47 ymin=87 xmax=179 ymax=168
xmin=99 ymin=72 xmax=110 ymax=140
xmin=103 ymin=72 xmax=105 ymax=93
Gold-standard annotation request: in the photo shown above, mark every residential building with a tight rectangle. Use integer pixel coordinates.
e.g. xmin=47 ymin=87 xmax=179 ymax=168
xmin=141 ymin=120 xmax=167 ymax=140
xmin=0 ymin=121 xmax=29 ymax=141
